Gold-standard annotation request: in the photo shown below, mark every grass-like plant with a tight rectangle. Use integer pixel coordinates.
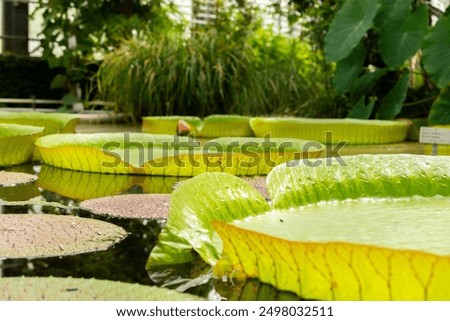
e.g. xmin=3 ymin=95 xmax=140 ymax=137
xmin=98 ymin=24 xmax=335 ymax=122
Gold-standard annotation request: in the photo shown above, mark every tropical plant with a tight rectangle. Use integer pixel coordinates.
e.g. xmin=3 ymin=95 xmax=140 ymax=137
xmin=35 ymin=0 xmax=178 ymax=103
xmin=324 ymin=0 xmax=450 ymax=124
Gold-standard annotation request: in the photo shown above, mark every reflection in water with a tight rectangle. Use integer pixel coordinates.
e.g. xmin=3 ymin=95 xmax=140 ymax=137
xmin=37 ymin=165 xmax=186 ymax=200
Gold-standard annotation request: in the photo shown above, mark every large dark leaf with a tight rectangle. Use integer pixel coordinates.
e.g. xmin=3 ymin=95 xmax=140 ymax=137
xmin=423 ymin=8 xmax=450 ymax=88
xmin=347 ymin=96 xmax=376 ymax=119
xmin=350 ymin=68 xmax=388 ymax=101
xmin=324 ymin=0 xmax=381 ymax=62
xmin=376 ymin=71 xmax=410 ymax=119
xmin=378 ymin=5 xmax=428 ymax=69
xmin=333 ymin=42 xmax=365 ymax=94
xmin=428 ymin=87 xmax=450 ymax=125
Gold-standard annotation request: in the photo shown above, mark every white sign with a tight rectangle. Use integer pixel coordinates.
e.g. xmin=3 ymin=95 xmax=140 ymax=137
xmin=419 ymin=127 xmax=450 ymax=145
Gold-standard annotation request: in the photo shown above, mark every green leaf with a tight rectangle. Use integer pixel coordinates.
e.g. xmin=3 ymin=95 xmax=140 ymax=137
xmin=324 ymin=0 xmax=381 ymax=62
xmin=378 ymin=5 xmax=428 ymax=69
xmin=423 ymin=8 xmax=450 ymax=88
xmin=0 ymin=124 xmax=44 ymax=167
xmin=350 ymin=68 xmax=388 ymax=101
xmin=347 ymin=96 xmax=376 ymax=119
xmin=375 ymin=0 xmax=413 ymax=29
xmin=50 ymin=74 xmax=65 ymax=89
xmin=376 ymin=71 xmax=410 ymax=119
xmin=333 ymin=41 xmax=365 ymax=94
xmin=200 ymin=115 xmax=254 ymax=138
xmin=214 ymin=196 xmax=450 ymax=300
xmin=36 ymin=133 xmax=322 ymax=176
xmin=0 ymin=111 xmax=80 ymax=135
xmin=250 ymin=115 xmax=408 ymax=145
xmin=267 ymin=154 xmax=450 ymax=209
xmin=0 ymin=277 xmax=202 ymax=301
xmin=146 ymin=172 xmax=270 ymax=267
xmin=428 ymin=87 xmax=450 ymax=125
xmin=0 ymin=214 xmax=127 ymax=259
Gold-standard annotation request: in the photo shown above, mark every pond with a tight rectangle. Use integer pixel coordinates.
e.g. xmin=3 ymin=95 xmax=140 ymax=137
xmin=1 ymin=119 xmax=443 ymax=301
xmin=0 ymin=162 xmax=300 ymax=300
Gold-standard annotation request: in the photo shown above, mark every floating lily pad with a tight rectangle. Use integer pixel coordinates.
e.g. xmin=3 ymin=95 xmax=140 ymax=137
xmin=0 ymin=171 xmax=39 ymax=201
xmin=199 ymin=115 xmax=254 ymax=137
xmin=147 ymin=172 xmax=270 ymax=268
xmin=0 ymin=112 xmax=79 ymax=135
xmin=0 ymin=277 xmax=202 ymax=300
xmin=0 ymin=124 xmax=44 ymax=167
xmin=36 ymin=133 xmax=324 ymax=176
xmin=268 ymin=154 xmax=450 ymax=208
xmin=0 ymin=171 xmax=37 ymax=187
xmin=142 ymin=116 xmax=202 ymax=136
xmin=0 ymin=214 xmax=127 ymax=259
xmin=250 ymin=117 xmax=410 ymax=144
xmin=214 ymin=196 xmax=450 ymax=300
xmin=80 ymin=194 xmax=170 ymax=219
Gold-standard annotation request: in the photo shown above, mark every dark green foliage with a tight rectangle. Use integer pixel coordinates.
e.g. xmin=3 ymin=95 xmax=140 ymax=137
xmin=324 ymin=0 xmax=450 ymax=123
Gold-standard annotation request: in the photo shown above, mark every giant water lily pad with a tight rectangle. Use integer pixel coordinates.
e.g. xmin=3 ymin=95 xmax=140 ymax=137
xmin=214 ymin=196 xmax=450 ymax=300
xmin=147 ymin=172 xmax=270 ymax=268
xmin=199 ymin=115 xmax=253 ymax=137
xmin=80 ymin=194 xmax=170 ymax=219
xmin=142 ymin=116 xmax=202 ymax=136
xmin=268 ymin=154 xmax=450 ymax=208
xmin=0 ymin=214 xmax=127 ymax=259
xmin=36 ymin=133 xmax=323 ymax=176
xmin=0 ymin=124 xmax=44 ymax=166
xmin=250 ymin=117 xmax=410 ymax=144
xmin=0 ymin=277 xmax=202 ymax=300
xmin=0 ymin=112 xmax=79 ymax=135
xmin=0 ymin=171 xmax=39 ymax=201
xmin=0 ymin=171 xmax=37 ymax=187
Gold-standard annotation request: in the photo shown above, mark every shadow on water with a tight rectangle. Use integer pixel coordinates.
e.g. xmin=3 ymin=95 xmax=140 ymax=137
xmin=0 ymin=164 xmax=301 ymax=300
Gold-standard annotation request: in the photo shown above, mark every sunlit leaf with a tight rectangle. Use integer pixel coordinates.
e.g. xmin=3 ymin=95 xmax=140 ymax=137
xmin=267 ymin=154 xmax=450 ymax=209
xmin=0 ymin=112 xmax=79 ymax=135
xmin=250 ymin=117 xmax=409 ymax=144
xmin=199 ymin=115 xmax=254 ymax=137
xmin=0 ymin=277 xmax=202 ymax=301
xmin=36 ymin=133 xmax=323 ymax=176
xmin=324 ymin=0 xmax=381 ymax=62
xmin=146 ymin=172 xmax=270 ymax=268
xmin=142 ymin=116 xmax=202 ymax=136
xmin=0 ymin=124 xmax=44 ymax=167
xmin=214 ymin=196 xmax=450 ymax=300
